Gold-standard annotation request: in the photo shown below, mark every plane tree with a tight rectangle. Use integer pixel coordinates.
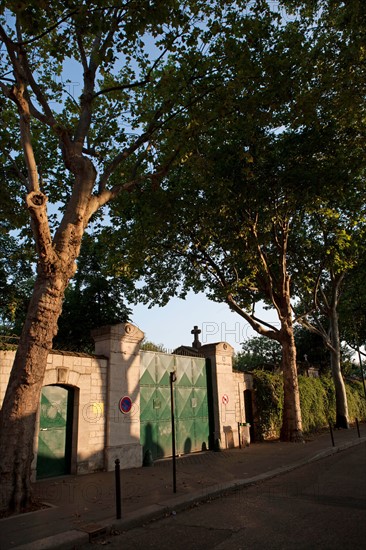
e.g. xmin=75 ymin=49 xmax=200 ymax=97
xmin=280 ymin=0 xmax=366 ymax=427
xmin=110 ymin=1 xmax=366 ymax=441
xmin=293 ymin=195 xmax=366 ymax=428
xmin=1 ymin=0 xmax=364 ymax=513
xmin=112 ymin=124 xmax=320 ymax=443
xmin=0 ymin=0 xmax=243 ymax=513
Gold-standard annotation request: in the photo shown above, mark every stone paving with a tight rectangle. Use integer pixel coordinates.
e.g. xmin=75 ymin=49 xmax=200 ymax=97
xmin=0 ymin=426 xmax=365 ymax=550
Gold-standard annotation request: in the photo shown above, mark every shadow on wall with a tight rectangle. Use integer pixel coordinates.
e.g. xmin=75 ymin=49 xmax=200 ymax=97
xmin=223 ymin=425 xmax=235 ymax=449
xmin=184 ymin=437 xmax=192 ymax=454
xmin=142 ymin=422 xmax=164 ymax=463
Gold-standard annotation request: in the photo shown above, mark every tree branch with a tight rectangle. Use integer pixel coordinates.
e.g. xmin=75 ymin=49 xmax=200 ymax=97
xmin=11 ymin=85 xmax=40 ymax=194
xmin=297 ymin=315 xmax=336 ymax=354
xmin=93 ymin=42 xmax=171 ymax=99
xmin=97 ymin=105 xmax=166 ymax=193
xmin=93 ymin=78 xmax=151 ymax=98
xmin=0 ymin=24 xmax=22 ymax=78
xmin=193 ymin=243 xmax=228 ymax=289
xmin=6 ymin=18 xmax=57 ymax=128
xmin=14 ymin=8 xmax=80 ymax=47
xmin=2 ymin=150 xmax=28 ymax=186
xmin=280 ymin=220 xmax=290 ymax=298
xmin=75 ymin=28 xmax=88 ymax=73
xmin=74 ymin=8 xmax=122 ymax=146
xmin=251 ymin=219 xmax=281 ymax=317
xmin=331 ymin=271 xmax=345 ymax=309
xmin=88 ymin=147 xmax=181 ymax=217
xmin=227 ymin=294 xmax=281 ymax=341
xmin=26 ymin=191 xmax=57 ymax=271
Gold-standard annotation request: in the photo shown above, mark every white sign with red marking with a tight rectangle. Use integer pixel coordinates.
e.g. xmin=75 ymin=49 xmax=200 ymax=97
xmin=222 ymin=394 xmax=229 ymax=405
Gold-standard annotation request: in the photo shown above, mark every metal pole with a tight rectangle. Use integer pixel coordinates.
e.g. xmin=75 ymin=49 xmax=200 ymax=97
xmin=357 ymin=347 xmax=366 ymax=402
xmin=170 ymin=372 xmax=177 ymax=493
xmin=328 ymin=421 xmax=335 ymax=447
xmin=115 ymin=458 xmax=121 ymax=519
xmin=356 ymin=417 xmax=361 ymax=438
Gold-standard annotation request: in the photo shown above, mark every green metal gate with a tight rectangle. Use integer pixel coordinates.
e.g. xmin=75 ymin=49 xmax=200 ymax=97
xmin=140 ymin=352 xmax=209 ymax=460
xmin=36 ymin=385 xmax=74 ymax=479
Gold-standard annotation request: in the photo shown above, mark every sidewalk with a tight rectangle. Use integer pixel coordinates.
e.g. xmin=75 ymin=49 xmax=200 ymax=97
xmin=1 ymin=426 xmax=365 ymax=550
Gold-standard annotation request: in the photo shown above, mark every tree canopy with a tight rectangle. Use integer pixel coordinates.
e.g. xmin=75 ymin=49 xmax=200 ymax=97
xmin=1 ymin=0 xmax=365 ymax=513
xmin=234 ymin=336 xmax=282 ymax=372
xmin=109 ymin=0 xmax=366 ymax=436
xmin=1 ymin=0 xmax=251 ymax=513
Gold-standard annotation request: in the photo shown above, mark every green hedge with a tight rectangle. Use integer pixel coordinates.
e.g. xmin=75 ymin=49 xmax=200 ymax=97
xmin=252 ymin=370 xmax=283 ymax=440
xmin=252 ymin=370 xmax=366 ymax=440
xmin=346 ymin=380 xmax=366 ymax=421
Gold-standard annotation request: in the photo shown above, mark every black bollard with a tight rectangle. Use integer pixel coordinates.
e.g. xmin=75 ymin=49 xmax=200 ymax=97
xmin=170 ymin=372 xmax=177 ymax=493
xmin=356 ymin=417 xmax=361 ymax=438
xmin=328 ymin=421 xmax=335 ymax=447
xmin=115 ymin=458 xmax=122 ymax=519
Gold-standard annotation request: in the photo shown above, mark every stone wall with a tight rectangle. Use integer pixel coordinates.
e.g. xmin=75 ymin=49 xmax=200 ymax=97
xmin=92 ymin=323 xmax=144 ymax=470
xmin=0 ymin=323 xmax=254 ymax=479
xmin=191 ymin=342 xmax=253 ymax=449
xmin=0 ymin=349 xmax=108 ymax=480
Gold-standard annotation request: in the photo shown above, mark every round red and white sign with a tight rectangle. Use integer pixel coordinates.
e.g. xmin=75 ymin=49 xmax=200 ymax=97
xmin=222 ymin=394 xmax=229 ymax=405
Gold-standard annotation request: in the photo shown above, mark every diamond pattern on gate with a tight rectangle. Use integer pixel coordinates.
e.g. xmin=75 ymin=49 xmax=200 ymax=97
xmin=175 ymin=386 xmax=193 ymax=419
xmin=193 ymin=387 xmax=208 ymax=418
xmin=156 ymin=387 xmax=171 ymax=420
xmin=140 ymin=385 xmax=156 ymax=422
xmin=157 ymin=354 xmax=174 ymax=386
xmin=140 ymin=351 xmax=156 ymax=385
xmin=140 ymin=350 xmax=209 ymax=459
xmin=175 ymin=356 xmax=193 ymax=386
xmin=191 ymin=357 xmax=206 ymax=386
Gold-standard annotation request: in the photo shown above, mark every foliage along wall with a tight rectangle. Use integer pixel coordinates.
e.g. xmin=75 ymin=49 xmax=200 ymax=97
xmin=252 ymin=370 xmax=366 ymax=440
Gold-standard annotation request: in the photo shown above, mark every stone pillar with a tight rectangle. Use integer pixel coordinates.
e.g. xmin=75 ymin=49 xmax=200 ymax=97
xmin=92 ymin=323 xmax=144 ymax=470
xmin=200 ymin=342 xmax=240 ymax=449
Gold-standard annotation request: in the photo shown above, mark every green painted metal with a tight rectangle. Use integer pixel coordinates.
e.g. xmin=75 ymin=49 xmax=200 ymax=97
xmin=140 ymin=352 xmax=209 ymax=460
xmin=37 ymin=385 xmax=73 ymax=479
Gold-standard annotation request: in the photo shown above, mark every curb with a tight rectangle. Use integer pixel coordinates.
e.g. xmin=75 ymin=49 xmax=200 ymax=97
xmin=11 ymin=437 xmax=366 ymax=549
xmin=9 ymin=530 xmax=89 ymax=550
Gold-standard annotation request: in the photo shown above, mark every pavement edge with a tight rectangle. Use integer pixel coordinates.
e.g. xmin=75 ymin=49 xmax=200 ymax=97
xmin=11 ymin=436 xmax=366 ymax=549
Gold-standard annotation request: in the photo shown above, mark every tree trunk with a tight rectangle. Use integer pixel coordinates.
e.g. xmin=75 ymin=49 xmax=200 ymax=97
xmin=227 ymin=270 xmax=304 ymax=442
xmin=279 ymin=326 xmax=304 ymax=442
xmin=0 ymin=268 xmax=70 ymax=512
xmin=329 ymin=311 xmax=349 ymax=429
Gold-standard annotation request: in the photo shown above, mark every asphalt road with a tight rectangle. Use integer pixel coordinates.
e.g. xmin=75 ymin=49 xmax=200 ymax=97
xmin=84 ymin=442 xmax=366 ymax=549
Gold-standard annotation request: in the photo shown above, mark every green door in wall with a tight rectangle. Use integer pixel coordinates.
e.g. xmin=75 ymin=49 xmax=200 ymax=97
xmin=37 ymin=385 xmax=73 ymax=479
xmin=140 ymin=352 xmax=209 ymax=460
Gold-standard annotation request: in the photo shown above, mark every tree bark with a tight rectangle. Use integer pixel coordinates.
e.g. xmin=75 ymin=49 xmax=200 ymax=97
xmin=329 ymin=310 xmax=349 ymax=429
xmin=0 ymin=273 xmax=69 ymax=512
xmin=0 ymin=153 xmax=96 ymax=512
xmin=279 ymin=325 xmax=303 ymax=442
xmin=227 ymin=290 xmax=303 ymax=442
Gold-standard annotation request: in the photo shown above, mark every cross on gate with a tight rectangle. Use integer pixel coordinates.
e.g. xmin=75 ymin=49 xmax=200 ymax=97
xmin=191 ymin=325 xmax=202 ymax=349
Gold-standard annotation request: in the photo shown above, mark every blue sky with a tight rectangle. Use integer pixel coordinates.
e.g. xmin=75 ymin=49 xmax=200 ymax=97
xmin=130 ymin=291 xmax=279 ymax=353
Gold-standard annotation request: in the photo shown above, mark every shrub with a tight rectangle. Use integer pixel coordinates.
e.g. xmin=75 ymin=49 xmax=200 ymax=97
xmin=252 ymin=370 xmax=366 ymax=440
xmin=346 ymin=380 xmax=366 ymax=421
xmin=252 ymin=370 xmax=283 ymax=440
